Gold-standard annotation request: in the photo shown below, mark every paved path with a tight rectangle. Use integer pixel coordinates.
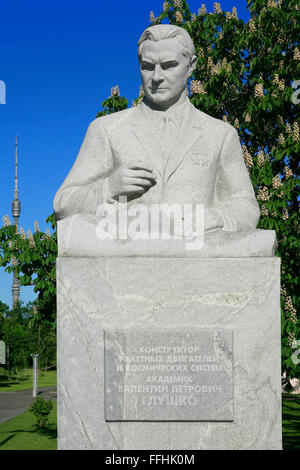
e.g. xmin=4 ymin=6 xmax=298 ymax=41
xmin=0 ymin=387 xmax=57 ymax=424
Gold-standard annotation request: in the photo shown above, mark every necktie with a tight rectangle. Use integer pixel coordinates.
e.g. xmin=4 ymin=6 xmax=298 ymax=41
xmin=159 ymin=115 xmax=175 ymax=161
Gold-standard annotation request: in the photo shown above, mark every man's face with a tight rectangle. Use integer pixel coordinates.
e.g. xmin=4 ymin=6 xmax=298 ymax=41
xmin=139 ymin=38 xmax=193 ymax=109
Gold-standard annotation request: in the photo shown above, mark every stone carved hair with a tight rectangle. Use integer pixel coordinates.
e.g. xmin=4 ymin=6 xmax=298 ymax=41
xmin=138 ymin=24 xmax=195 ymax=61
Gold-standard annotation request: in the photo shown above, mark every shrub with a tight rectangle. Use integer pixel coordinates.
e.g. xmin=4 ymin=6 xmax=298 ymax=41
xmin=30 ymin=396 xmax=53 ymax=428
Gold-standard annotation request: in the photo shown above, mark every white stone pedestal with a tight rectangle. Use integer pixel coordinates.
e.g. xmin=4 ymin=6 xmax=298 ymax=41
xmin=57 ymin=257 xmax=282 ymax=450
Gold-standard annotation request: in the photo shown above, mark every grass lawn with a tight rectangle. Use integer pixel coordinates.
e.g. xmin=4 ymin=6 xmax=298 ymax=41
xmin=0 ymin=368 xmax=56 ymax=392
xmin=0 ymin=401 xmax=57 ymax=450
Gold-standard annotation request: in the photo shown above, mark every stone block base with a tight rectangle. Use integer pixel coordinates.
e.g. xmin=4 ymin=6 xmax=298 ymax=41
xmin=57 ymin=257 xmax=282 ymax=450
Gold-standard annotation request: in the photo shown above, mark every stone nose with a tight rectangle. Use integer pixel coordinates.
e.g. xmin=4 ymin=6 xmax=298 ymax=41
xmin=152 ymin=65 xmax=164 ymax=84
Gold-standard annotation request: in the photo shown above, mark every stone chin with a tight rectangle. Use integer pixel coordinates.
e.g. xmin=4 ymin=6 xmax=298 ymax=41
xmin=144 ymin=89 xmax=184 ymax=108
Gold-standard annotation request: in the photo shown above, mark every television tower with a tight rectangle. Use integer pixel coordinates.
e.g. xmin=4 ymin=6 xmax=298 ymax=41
xmin=11 ymin=135 xmax=21 ymax=307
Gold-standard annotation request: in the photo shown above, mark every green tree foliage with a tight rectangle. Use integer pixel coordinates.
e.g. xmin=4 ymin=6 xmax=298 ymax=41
xmin=0 ymin=301 xmax=9 ymax=336
xmin=2 ymin=302 xmax=36 ymax=371
xmin=0 ymin=213 xmax=57 ymax=370
xmin=0 ymin=214 xmax=57 ymax=327
xmin=96 ymin=86 xmax=129 ymax=117
xmin=95 ymin=0 xmax=299 ymax=377
xmin=1 ymin=301 xmax=56 ymax=371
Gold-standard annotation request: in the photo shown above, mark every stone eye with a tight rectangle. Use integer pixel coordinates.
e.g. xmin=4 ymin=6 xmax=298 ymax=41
xmin=141 ymin=62 xmax=154 ymax=71
xmin=161 ymin=62 xmax=177 ymax=70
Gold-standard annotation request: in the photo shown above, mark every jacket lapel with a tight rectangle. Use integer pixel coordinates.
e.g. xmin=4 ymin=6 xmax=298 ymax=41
xmin=164 ymin=103 xmax=203 ymax=183
xmin=129 ymin=105 xmax=163 ymax=178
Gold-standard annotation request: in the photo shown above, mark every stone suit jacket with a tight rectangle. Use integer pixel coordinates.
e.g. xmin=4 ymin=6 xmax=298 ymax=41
xmin=53 ymin=100 xmax=260 ymax=232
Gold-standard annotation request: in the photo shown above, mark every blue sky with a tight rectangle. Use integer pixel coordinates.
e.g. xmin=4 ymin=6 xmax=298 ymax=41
xmin=0 ymin=0 xmax=250 ymax=307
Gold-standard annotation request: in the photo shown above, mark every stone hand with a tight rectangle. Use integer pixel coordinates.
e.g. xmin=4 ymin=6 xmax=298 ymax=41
xmin=107 ymin=165 xmax=157 ymax=201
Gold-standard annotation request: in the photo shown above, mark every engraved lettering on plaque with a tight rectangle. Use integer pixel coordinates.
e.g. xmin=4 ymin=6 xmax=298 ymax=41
xmin=104 ymin=329 xmax=233 ymax=421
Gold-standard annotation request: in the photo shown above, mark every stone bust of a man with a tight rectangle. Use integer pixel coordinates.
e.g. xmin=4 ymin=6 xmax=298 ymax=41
xmin=54 ymin=24 xmax=265 ymax=251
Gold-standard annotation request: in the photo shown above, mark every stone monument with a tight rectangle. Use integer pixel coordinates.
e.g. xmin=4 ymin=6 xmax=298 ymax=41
xmin=54 ymin=25 xmax=281 ymax=450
